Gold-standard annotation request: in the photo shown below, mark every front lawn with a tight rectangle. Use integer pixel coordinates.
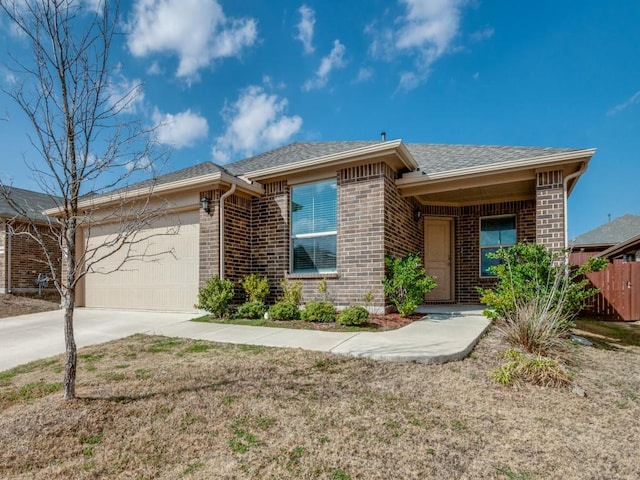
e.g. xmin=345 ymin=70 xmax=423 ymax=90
xmin=0 ymin=328 xmax=639 ymax=479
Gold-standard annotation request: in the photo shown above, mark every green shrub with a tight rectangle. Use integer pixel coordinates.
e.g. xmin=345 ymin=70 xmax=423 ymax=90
xmin=478 ymin=243 xmax=607 ymax=321
xmin=236 ymin=300 xmax=267 ymax=320
xmin=279 ymin=279 xmax=303 ymax=306
xmin=240 ymin=274 xmax=270 ymax=303
xmin=477 ymin=244 xmax=607 ymax=355
xmin=268 ymin=301 xmax=300 ymax=321
xmin=337 ymin=305 xmax=369 ymax=326
xmin=382 ymin=253 xmax=437 ymax=317
xmin=196 ymin=277 xmax=234 ymax=318
xmin=301 ymin=300 xmax=335 ymax=322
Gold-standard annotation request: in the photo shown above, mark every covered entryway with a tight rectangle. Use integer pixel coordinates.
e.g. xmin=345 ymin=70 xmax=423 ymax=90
xmin=81 ymin=210 xmax=199 ymax=311
xmin=424 ymin=217 xmax=454 ymax=301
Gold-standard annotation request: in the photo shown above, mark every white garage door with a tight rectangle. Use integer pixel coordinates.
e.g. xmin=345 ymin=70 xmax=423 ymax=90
xmin=83 ymin=210 xmax=199 ymax=311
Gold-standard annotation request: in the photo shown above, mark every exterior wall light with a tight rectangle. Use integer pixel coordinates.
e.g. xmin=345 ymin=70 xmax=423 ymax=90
xmin=200 ymin=196 xmax=211 ymax=214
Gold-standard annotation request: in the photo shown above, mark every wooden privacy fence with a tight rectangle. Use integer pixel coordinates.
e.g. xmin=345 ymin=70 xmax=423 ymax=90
xmin=583 ymin=262 xmax=640 ymax=321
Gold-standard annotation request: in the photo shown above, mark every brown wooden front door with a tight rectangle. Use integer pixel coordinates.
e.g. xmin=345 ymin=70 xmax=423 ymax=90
xmin=424 ymin=217 xmax=454 ymax=301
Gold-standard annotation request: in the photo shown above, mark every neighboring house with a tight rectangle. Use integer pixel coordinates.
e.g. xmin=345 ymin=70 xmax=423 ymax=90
xmin=569 ymin=214 xmax=640 ymax=321
xmin=598 ymin=233 xmax=640 ymax=263
xmin=0 ymin=186 xmax=61 ymax=294
xmin=67 ymin=139 xmax=595 ymax=312
xmin=569 ymin=214 xmax=640 ymax=265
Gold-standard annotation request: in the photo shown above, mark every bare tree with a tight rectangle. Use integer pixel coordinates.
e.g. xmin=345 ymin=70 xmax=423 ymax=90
xmin=0 ymin=0 xmax=173 ymax=400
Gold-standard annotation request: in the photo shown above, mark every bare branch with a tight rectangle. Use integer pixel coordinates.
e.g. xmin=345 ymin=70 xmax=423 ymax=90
xmin=0 ymin=0 xmax=173 ymax=400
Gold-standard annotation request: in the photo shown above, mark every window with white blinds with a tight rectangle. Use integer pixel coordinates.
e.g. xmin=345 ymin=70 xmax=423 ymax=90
xmin=291 ymin=179 xmax=337 ymax=273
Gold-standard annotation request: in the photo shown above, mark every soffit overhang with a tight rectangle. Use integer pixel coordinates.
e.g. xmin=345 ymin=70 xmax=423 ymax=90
xmin=396 ymin=150 xmax=595 ymax=206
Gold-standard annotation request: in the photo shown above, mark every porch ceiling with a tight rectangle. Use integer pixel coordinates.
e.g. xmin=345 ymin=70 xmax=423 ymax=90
xmin=413 ymin=179 xmax=536 ymax=205
xmin=399 ymin=169 xmax=537 ymax=206
xmin=397 ymin=158 xmax=588 ymax=206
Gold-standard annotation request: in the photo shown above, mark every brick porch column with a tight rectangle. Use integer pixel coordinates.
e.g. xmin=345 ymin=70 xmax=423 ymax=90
xmin=536 ymin=170 xmax=565 ymax=252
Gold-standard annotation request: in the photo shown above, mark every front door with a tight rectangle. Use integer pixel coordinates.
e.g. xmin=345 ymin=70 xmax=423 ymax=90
xmin=424 ymin=217 xmax=453 ymax=301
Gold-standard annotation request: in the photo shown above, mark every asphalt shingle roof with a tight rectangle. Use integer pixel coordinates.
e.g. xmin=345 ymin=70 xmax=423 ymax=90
xmin=405 ymin=143 xmax=581 ymax=174
xmin=224 ymin=142 xmax=378 ymax=176
xmin=0 ymin=186 xmax=61 ymax=222
xmin=105 ymin=141 xmax=590 ymax=193
xmin=571 ymin=214 xmax=640 ymax=247
xmin=222 ymin=141 xmax=585 ymax=177
xmin=105 ymin=161 xmax=226 ymax=194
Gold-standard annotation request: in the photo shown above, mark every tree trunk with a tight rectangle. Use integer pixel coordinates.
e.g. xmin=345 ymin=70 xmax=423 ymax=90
xmin=63 ymin=294 xmax=76 ymax=400
xmin=62 ymin=224 xmax=77 ymax=400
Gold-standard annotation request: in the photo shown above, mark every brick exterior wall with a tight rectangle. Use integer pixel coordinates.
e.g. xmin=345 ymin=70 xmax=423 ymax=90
xmin=223 ymin=193 xmax=252 ymax=303
xmin=423 ymin=200 xmax=536 ymax=304
xmin=237 ymin=164 xmax=414 ymax=310
xmin=0 ymin=223 xmax=6 ymax=293
xmin=536 ymin=170 xmax=565 ymax=252
xmin=250 ymin=181 xmax=289 ymax=303
xmin=0 ymin=220 xmax=61 ymax=293
xmin=194 ymin=166 xmax=561 ymax=309
xmin=384 ymin=169 xmax=423 ymax=258
xmin=287 ymin=165 xmax=389 ymax=309
xmin=199 ymin=189 xmax=220 ymax=286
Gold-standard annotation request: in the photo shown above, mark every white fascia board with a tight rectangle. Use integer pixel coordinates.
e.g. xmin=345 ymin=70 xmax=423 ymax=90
xmin=396 ymin=149 xmax=596 ymax=187
xmin=240 ymin=140 xmax=418 ymax=181
xmin=45 ymin=172 xmax=264 ymax=216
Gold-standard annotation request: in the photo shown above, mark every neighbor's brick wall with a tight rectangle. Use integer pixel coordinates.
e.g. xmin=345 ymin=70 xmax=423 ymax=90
xmin=2 ymin=220 xmax=61 ymax=292
xmin=0 ymin=223 xmax=6 ymax=292
xmin=423 ymin=200 xmax=536 ymax=304
xmin=250 ymin=181 xmax=289 ymax=303
xmin=536 ymin=170 xmax=565 ymax=252
xmin=199 ymin=189 xmax=221 ymax=287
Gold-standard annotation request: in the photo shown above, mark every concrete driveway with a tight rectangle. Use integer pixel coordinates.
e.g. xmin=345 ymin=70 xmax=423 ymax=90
xmin=0 ymin=308 xmax=195 ymax=371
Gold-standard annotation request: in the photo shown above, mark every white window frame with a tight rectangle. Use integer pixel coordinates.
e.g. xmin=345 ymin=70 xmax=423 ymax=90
xmin=479 ymin=214 xmax=517 ymax=277
xmin=290 ymin=179 xmax=337 ymax=274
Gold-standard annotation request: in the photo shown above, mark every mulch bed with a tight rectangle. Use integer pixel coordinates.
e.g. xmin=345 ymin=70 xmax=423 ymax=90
xmin=302 ymin=312 xmax=424 ymax=331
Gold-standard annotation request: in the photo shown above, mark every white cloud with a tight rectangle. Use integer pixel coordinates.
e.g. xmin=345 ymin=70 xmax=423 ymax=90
xmin=152 ymin=108 xmax=209 ymax=148
xmin=126 ymin=0 xmax=257 ymax=81
xmin=212 ymin=86 xmax=302 ymax=164
xmin=368 ymin=0 xmax=467 ymax=91
xmin=303 ymin=40 xmax=347 ymax=91
xmin=470 ymin=26 xmax=494 ymax=42
xmin=146 ymin=61 xmax=162 ymax=75
xmin=83 ymin=0 xmax=104 ymax=12
xmin=295 ymin=5 xmax=315 ymax=54
xmin=355 ymin=66 xmax=374 ymax=83
xmin=607 ymin=90 xmax=640 ymax=116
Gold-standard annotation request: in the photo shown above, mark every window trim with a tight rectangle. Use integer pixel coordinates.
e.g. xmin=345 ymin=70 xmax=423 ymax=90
xmin=290 ymin=178 xmax=338 ymax=274
xmin=479 ymin=214 xmax=517 ymax=278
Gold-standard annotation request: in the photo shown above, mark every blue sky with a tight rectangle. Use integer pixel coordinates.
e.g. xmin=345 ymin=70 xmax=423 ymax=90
xmin=0 ymin=0 xmax=639 ymax=239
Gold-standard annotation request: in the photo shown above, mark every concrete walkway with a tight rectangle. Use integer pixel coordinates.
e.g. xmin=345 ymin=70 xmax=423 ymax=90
xmin=0 ymin=306 xmax=491 ymax=371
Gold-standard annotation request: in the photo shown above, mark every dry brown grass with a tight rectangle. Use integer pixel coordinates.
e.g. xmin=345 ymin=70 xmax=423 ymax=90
xmin=0 ymin=292 xmax=60 ymax=318
xmin=1 ymin=330 xmax=639 ymax=479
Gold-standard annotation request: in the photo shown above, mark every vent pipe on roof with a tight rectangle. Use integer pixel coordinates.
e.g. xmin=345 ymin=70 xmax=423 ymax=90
xmin=380 ymin=131 xmax=386 ymax=142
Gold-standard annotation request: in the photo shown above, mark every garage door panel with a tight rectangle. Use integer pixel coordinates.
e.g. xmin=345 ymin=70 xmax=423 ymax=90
xmin=84 ymin=211 xmax=199 ymax=311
